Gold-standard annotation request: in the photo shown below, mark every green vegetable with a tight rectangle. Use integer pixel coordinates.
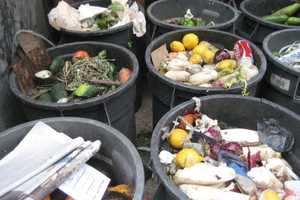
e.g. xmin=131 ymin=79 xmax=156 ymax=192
xmin=49 ymin=83 xmax=68 ymax=102
xmin=194 ymin=18 xmax=207 ymax=26
xmin=49 ymin=57 xmax=64 ymax=74
xmin=108 ymin=2 xmax=124 ymax=13
xmin=37 ymin=93 xmax=52 ymax=102
xmin=285 ymin=17 xmax=300 ymax=25
xmin=263 ymin=15 xmax=289 ymax=24
xmin=272 ymin=3 xmax=300 ymax=17
xmin=98 ymin=50 xmax=107 ymax=60
xmin=96 ymin=13 xmax=119 ymax=29
xmin=74 ymin=84 xmax=99 ymax=98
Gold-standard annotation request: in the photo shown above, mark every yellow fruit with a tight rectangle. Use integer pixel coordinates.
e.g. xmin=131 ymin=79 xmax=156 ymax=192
xmin=261 ymin=189 xmax=280 ymax=200
xmin=216 ymin=59 xmax=237 ymax=71
xmin=168 ymin=128 xmax=189 ymax=149
xmin=202 ymin=49 xmax=215 ymax=64
xmin=176 ymin=148 xmax=203 ymax=168
xmin=189 ymin=54 xmax=203 ymax=64
xmin=182 ymin=33 xmax=199 ymax=50
xmin=192 ymin=45 xmax=208 ymax=56
xmin=170 ymin=41 xmax=185 ymax=52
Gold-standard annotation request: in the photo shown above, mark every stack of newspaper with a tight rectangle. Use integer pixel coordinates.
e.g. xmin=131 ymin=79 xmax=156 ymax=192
xmin=0 ymin=122 xmax=110 ymax=200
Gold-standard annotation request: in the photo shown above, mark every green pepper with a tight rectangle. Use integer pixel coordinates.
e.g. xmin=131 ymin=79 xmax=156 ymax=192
xmin=74 ymin=84 xmax=99 ymax=98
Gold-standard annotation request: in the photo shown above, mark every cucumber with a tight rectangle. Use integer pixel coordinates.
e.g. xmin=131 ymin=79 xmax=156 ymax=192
xmin=74 ymin=84 xmax=99 ymax=98
xmin=263 ymin=15 xmax=289 ymax=24
xmin=286 ymin=17 xmax=300 ymax=26
xmin=272 ymin=3 xmax=300 ymax=17
xmin=49 ymin=57 xmax=64 ymax=74
xmin=49 ymin=83 xmax=68 ymax=102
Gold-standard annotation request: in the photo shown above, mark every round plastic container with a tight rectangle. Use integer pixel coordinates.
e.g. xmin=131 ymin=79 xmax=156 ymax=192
xmin=9 ymin=42 xmax=139 ymax=143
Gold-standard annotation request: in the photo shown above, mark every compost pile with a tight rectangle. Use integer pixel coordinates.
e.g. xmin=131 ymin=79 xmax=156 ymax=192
xmin=263 ymin=3 xmax=300 ymax=26
xmin=274 ymin=41 xmax=300 ymax=71
xmin=152 ymin=33 xmax=259 ymax=95
xmin=165 ymin=9 xmax=215 ymax=27
xmin=158 ymin=98 xmax=299 ymax=200
xmin=30 ymin=50 xmax=131 ymax=103
xmin=48 ymin=0 xmax=146 ymax=37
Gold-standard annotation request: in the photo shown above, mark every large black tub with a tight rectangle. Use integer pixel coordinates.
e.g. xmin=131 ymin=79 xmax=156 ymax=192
xmin=151 ymin=95 xmax=300 ymax=199
xmin=56 ymin=0 xmax=146 ymax=111
xmin=9 ymin=42 xmax=139 ymax=143
xmin=0 ymin=117 xmax=144 ymax=199
xmin=262 ymin=29 xmax=300 ymax=115
xmin=145 ymin=29 xmax=267 ymax=126
xmin=237 ymin=0 xmax=300 ymax=46
xmin=147 ymin=0 xmax=239 ymax=38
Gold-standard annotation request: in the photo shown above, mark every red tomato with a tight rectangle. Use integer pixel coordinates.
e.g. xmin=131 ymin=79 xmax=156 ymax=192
xmin=73 ymin=50 xmax=89 ymax=59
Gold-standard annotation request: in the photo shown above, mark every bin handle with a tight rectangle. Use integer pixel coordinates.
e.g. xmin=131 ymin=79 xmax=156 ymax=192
xmin=151 ymin=25 xmax=158 ymax=41
xmin=103 ymin=102 xmax=112 ymax=126
xmin=170 ymin=87 xmax=176 ymax=109
xmin=293 ymin=77 xmax=300 ymax=104
xmin=236 ymin=15 xmax=260 ymax=40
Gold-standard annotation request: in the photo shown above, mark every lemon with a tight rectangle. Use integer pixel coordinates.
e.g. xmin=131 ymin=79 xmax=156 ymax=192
xmin=261 ymin=189 xmax=280 ymax=200
xmin=170 ymin=41 xmax=185 ymax=52
xmin=189 ymin=54 xmax=203 ymax=64
xmin=192 ymin=45 xmax=208 ymax=56
xmin=182 ymin=33 xmax=199 ymax=50
xmin=202 ymin=49 xmax=215 ymax=64
xmin=176 ymin=148 xmax=203 ymax=168
xmin=168 ymin=128 xmax=189 ymax=149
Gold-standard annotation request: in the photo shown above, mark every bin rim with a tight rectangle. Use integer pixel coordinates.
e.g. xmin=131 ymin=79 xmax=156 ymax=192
xmin=145 ymin=28 xmax=267 ymax=94
xmin=147 ymin=0 xmax=240 ymax=31
xmin=151 ymin=94 xmax=300 ymax=200
xmin=263 ymin=29 xmax=300 ymax=77
xmin=0 ymin=117 xmax=145 ymax=200
xmin=240 ymin=0 xmax=300 ymax=30
xmin=9 ymin=41 xmax=139 ymax=111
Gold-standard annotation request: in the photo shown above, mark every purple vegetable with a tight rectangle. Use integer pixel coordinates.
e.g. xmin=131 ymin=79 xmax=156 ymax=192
xmin=214 ymin=49 xmax=231 ymax=63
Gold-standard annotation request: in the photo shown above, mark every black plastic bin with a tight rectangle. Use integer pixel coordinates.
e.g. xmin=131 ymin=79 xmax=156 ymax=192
xmin=145 ymin=29 xmax=267 ymax=126
xmin=56 ymin=0 xmax=146 ymax=111
xmin=262 ymin=29 xmax=300 ymax=114
xmin=0 ymin=117 xmax=145 ymax=200
xmin=237 ymin=0 xmax=300 ymax=46
xmin=151 ymin=95 xmax=300 ymax=200
xmin=9 ymin=42 xmax=139 ymax=143
xmin=147 ymin=0 xmax=239 ymax=38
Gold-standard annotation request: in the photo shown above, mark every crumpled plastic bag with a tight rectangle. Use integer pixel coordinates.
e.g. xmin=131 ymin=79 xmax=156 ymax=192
xmin=121 ymin=2 xmax=146 ymax=37
xmin=257 ymin=119 xmax=294 ymax=152
xmin=48 ymin=1 xmax=81 ymax=31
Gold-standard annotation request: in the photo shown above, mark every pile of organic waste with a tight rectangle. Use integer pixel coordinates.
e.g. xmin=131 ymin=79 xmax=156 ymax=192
xmin=165 ymin=9 xmax=215 ymax=27
xmin=273 ymin=41 xmax=300 ymax=71
xmin=158 ymin=98 xmax=298 ymax=200
xmin=48 ymin=0 xmax=146 ymax=37
xmin=29 ymin=50 xmax=131 ymax=103
xmin=44 ymin=184 xmax=133 ymax=200
xmin=151 ymin=33 xmax=259 ymax=95
xmin=263 ymin=3 xmax=300 ymax=26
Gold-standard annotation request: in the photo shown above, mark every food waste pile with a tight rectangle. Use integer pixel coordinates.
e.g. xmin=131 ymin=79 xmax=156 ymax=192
xmin=165 ymin=9 xmax=215 ymax=27
xmin=30 ymin=50 xmax=131 ymax=103
xmin=153 ymin=33 xmax=259 ymax=95
xmin=158 ymin=99 xmax=299 ymax=200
